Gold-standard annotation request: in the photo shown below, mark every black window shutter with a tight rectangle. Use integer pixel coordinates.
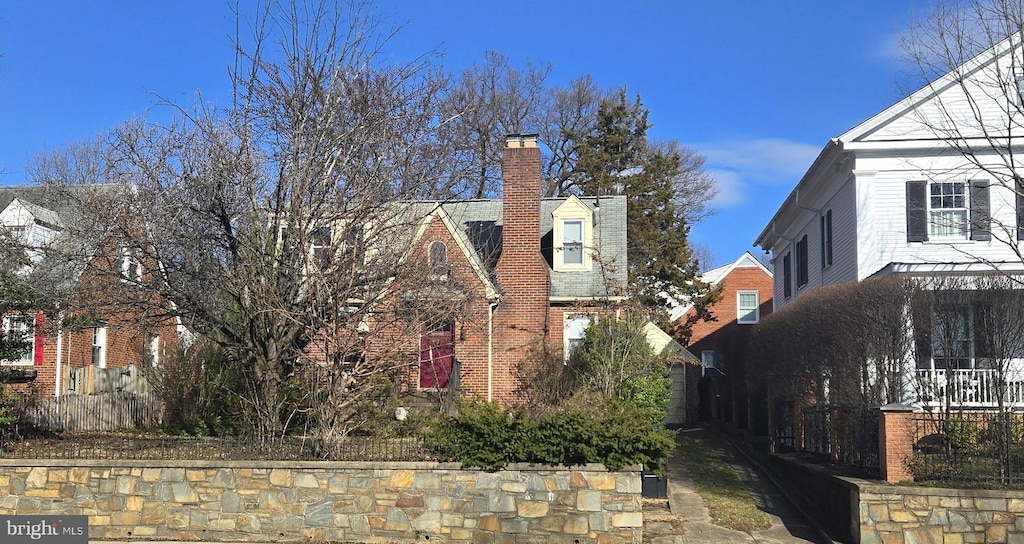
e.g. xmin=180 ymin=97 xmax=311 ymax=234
xmin=1017 ymin=179 xmax=1024 ymax=241
xmin=970 ymin=180 xmax=990 ymax=241
xmin=820 ymin=216 xmax=825 ymax=269
xmin=907 ymin=181 xmax=928 ymax=242
xmin=783 ymin=253 xmax=792 ymax=299
xmin=826 ymin=210 xmax=833 ymax=265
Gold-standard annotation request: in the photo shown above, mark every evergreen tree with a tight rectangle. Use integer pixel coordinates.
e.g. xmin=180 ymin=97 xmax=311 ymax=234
xmin=573 ymin=90 xmax=719 ymax=338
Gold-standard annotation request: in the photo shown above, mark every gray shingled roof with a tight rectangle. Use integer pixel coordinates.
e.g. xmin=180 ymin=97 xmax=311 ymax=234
xmin=437 ymin=195 xmax=628 ymax=299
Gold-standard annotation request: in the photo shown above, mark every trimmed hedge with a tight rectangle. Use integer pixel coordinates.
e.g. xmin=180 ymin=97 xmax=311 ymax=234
xmin=426 ymin=399 xmax=675 ymax=471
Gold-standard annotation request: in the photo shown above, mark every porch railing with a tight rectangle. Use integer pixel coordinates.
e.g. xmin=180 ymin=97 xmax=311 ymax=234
xmin=916 ymin=369 xmax=1024 ymax=408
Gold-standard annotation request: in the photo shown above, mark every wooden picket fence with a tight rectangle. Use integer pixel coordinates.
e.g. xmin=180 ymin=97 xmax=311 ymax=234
xmin=18 ymin=392 xmax=163 ymax=432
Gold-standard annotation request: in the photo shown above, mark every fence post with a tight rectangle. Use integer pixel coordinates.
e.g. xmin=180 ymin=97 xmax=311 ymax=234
xmin=879 ymin=403 xmax=920 ymax=483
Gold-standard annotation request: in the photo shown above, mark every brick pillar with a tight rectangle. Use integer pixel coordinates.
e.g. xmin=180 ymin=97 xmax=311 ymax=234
xmin=879 ymin=404 xmax=919 ymax=483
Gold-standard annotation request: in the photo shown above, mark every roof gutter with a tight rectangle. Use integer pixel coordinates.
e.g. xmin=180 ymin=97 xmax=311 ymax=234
xmin=754 ymin=138 xmax=844 ymax=250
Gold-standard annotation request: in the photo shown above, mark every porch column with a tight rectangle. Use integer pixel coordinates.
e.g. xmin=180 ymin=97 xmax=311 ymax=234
xmin=879 ymin=403 xmax=920 ymax=483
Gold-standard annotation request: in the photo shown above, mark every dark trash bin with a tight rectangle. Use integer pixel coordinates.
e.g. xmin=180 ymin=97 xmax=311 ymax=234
xmin=641 ymin=460 xmax=668 ymax=499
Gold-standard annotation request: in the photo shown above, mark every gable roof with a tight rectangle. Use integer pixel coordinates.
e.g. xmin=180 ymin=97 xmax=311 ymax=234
xmin=756 ymin=35 xmax=1024 ymax=251
xmin=642 ymin=321 xmax=700 ymax=365
xmin=668 ymin=251 xmax=771 ymax=322
xmin=842 ymin=35 xmax=1022 ymax=146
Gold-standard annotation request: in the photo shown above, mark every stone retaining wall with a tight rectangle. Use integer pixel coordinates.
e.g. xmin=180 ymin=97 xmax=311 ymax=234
xmin=0 ymin=459 xmax=642 ymax=543
xmin=857 ymin=482 xmax=1024 ymax=544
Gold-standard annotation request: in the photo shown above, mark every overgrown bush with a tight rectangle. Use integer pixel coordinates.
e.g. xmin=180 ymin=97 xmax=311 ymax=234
xmin=147 ymin=339 xmax=243 ymax=436
xmin=427 ymin=398 xmax=675 ymax=471
xmin=944 ymin=416 xmax=981 ymax=452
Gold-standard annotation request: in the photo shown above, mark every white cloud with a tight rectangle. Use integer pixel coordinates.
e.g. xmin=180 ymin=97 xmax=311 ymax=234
xmin=706 ymin=169 xmax=746 ymax=208
xmin=698 ymin=138 xmax=821 ymax=183
xmin=688 ymin=138 xmax=821 ymax=210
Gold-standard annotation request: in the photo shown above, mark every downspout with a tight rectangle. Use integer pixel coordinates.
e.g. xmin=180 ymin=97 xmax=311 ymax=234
xmin=487 ymin=301 xmax=497 ymax=402
xmin=54 ymin=312 xmax=63 ymax=398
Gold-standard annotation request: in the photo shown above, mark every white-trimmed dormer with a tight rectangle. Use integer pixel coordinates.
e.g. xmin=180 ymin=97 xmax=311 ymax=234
xmin=0 ymin=198 xmax=61 ymax=266
xmin=551 ymin=195 xmax=594 ymax=272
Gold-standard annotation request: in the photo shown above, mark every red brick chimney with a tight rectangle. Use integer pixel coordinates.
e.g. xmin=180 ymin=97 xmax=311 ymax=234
xmin=493 ymin=134 xmax=550 ymax=403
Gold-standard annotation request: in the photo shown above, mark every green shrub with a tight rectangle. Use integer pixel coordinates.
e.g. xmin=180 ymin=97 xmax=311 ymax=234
xmin=426 ymin=398 xmax=675 ymax=472
xmin=944 ymin=416 xmax=981 ymax=452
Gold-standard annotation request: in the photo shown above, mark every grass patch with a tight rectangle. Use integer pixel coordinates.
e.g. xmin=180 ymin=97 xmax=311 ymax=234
xmin=676 ymin=435 xmax=770 ymax=533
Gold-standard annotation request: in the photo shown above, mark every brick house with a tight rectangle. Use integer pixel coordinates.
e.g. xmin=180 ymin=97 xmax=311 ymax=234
xmin=0 ymin=186 xmax=179 ymax=397
xmin=669 ymin=252 xmax=772 ymax=427
xmin=382 ymin=134 xmax=629 ymax=404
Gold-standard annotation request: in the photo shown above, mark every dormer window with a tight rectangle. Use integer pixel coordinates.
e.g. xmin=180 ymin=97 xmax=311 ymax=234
xmin=561 ymin=220 xmax=584 ymax=266
xmin=551 ymin=195 xmax=594 ymax=272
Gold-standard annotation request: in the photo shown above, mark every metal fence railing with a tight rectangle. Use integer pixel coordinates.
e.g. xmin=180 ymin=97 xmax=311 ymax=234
xmin=910 ymin=410 xmax=1024 ymax=485
xmin=801 ymin=404 xmax=880 ymax=477
xmin=0 ymin=433 xmax=433 ymax=462
xmin=0 ymin=392 xmax=433 ymax=462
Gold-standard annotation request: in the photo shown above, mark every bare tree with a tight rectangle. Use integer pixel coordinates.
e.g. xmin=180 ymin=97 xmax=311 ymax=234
xmin=899 ymin=0 xmax=1024 ymax=257
xmin=29 ymin=0 xmax=477 ymax=444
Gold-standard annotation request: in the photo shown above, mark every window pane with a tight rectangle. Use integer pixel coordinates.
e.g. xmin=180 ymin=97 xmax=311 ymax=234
xmin=929 ymin=182 xmax=968 ymax=238
xmin=738 ymin=292 xmax=758 ymax=323
xmin=563 ymin=221 xmax=582 ymax=242
xmin=563 ymin=242 xmax=583 ymax=264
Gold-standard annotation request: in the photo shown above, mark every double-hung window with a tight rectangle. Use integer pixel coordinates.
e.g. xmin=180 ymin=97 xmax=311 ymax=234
xmin=120 ymin=245 xmax=143 ymax=282
xmin=92 ymin=325 xmax=107 ymax=368
xmin=2 ymin=316 xmax=34 ymax=365
xmin=930 ymin=182 xmax=968 ymax=238
xmin=907 ymin=180 xmax=990 ymax=242
xmin=561 ymin=220 xmax=584 ymax=266
xmin=737 ymin=291 xmax=759 ymax=324
xmin=564 ymin=314 xmax=592 ymax=361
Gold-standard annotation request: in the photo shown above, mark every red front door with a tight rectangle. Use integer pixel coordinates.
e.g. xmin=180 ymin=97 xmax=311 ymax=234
xmin=419 ymin=323 xmax=453 ymax=389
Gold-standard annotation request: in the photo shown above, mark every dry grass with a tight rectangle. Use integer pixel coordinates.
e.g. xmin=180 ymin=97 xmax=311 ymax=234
xmin=676 ymin=434 xmax=770 ymax=533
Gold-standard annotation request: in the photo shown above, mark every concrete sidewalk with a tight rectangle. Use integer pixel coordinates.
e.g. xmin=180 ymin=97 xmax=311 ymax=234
xmin=642 ymin=427 xmax=824 ymax=544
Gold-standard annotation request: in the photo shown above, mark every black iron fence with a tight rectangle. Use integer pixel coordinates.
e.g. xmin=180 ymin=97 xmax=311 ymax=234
xmin=910 ymin=410 xmax=1024 ymax=485
xmin=0 ymin=432 xmax=432 ymax=462
xmin=0 ymin=392 xmax=433 ymax=462
xmin=801 ymin=404 xmax=880 ymax=476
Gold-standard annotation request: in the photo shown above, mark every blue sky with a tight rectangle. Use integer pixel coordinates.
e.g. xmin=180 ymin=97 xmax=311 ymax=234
xmin=0 ymin=1 xmax=933 ymax=268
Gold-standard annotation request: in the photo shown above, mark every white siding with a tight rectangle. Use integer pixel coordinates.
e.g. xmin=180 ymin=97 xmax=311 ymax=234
xmin=854 ymin=154 xmax=1024 ymax=278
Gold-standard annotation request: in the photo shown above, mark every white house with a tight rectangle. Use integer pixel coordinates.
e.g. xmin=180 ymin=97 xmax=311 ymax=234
xmin=755 ymin=36 xmax=1024 ymax=409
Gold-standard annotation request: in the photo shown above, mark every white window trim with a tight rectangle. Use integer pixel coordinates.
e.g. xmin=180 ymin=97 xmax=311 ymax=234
xmin=92 ymin=325 xmax=107 ymax=368
xmin=928 ymin=181 xmax=969 ymax=240
xmin=146 ymin=333 xmax=160 ymax=367
xmin=2 ymin=315 xmax=35 ymax=366
xmin=120 ymin=245 xmax=143 ymax=282
xmin=737 ymin=291 xmax=759 ymax=324
xmin=564 ymin=313 xmax=593 ymax=361
xmin=551 ymin=196 xmax=595 ymax=272
xmin=701 ymin=350 xmax=723 ymax=377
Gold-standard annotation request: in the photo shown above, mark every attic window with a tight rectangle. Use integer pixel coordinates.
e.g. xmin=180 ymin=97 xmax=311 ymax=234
xmin=120 ymin=245 xmax=143 ymax=282
xmin=428 ymin=241 xmax=450 ymax=282
xmin=561 ymin=220 xmax=584 ymax=265
xmin=551 ymin=196 xmax=594 ymax=272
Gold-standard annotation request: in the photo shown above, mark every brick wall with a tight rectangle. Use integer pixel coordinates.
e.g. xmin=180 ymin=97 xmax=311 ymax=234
xmin=0 ymin=460 xmax=642 ymax=543
xmin=493 ymin=137 xmax=550 ymax=404
xmin=681 ymin=263 xmax=773 ymax=425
